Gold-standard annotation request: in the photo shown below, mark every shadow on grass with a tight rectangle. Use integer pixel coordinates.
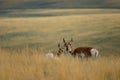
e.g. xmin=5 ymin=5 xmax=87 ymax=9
xmin=1 ymin=9 xmax=120 ymax=18
xmin=0 ymin=31 xmax=48 ymax=41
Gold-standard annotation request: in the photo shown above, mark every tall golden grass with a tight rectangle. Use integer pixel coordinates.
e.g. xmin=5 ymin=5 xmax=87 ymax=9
xmin=0 ymin=49 xmax=120 ymax=80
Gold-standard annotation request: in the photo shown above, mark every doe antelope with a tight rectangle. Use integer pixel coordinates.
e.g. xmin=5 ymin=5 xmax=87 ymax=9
xmin=63 ymin=38 xmax=99 ymax=58
xmin=45 ymin=43 xmax=64 ymax=59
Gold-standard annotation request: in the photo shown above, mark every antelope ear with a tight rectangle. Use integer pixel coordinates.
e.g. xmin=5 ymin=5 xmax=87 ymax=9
xmin=58 ymin=43 xmax=60 ymax=48
xmin=63 ymin=38 xmax=66 ymax=43
xmin=70 ymin=38 xmax=73 ymax=42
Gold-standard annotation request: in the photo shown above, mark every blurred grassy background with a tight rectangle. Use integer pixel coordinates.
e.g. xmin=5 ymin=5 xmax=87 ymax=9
xmin=0 ymin=9 xmax=120 ymax=55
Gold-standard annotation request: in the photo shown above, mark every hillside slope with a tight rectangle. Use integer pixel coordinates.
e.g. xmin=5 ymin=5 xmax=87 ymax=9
xmin=0 ymin=0 xmax=120 ymax=9
xmin=0 ymin=9 xmax=120 ymax=55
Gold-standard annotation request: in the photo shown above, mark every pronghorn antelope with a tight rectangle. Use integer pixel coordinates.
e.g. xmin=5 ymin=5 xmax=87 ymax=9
xmin=63 ymin=38 xmax=99 ymax=58
xmin=45 ymin=43 xmax=64 ymax=59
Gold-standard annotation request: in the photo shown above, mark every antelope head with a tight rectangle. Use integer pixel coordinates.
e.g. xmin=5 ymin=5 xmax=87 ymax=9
xmin=63 ymin=38 xmax=73 ymax=53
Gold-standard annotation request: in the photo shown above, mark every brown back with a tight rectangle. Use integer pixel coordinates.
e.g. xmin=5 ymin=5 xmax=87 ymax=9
xmin=72 ymin=47 xmax=93 ymax=56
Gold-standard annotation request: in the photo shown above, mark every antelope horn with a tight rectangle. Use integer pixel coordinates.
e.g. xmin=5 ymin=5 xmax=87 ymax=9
xmin=70 ymin=38 xmax=73 ymax=42
xmin=63 ymin=38 xmax=66 ymax=43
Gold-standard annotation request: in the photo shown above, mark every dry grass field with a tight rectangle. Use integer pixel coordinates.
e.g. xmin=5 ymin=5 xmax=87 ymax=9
xmin=0 ymin=9 xmax=120 ymax=80
xmin=0 ymin=49 xmax=120 ymax=80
